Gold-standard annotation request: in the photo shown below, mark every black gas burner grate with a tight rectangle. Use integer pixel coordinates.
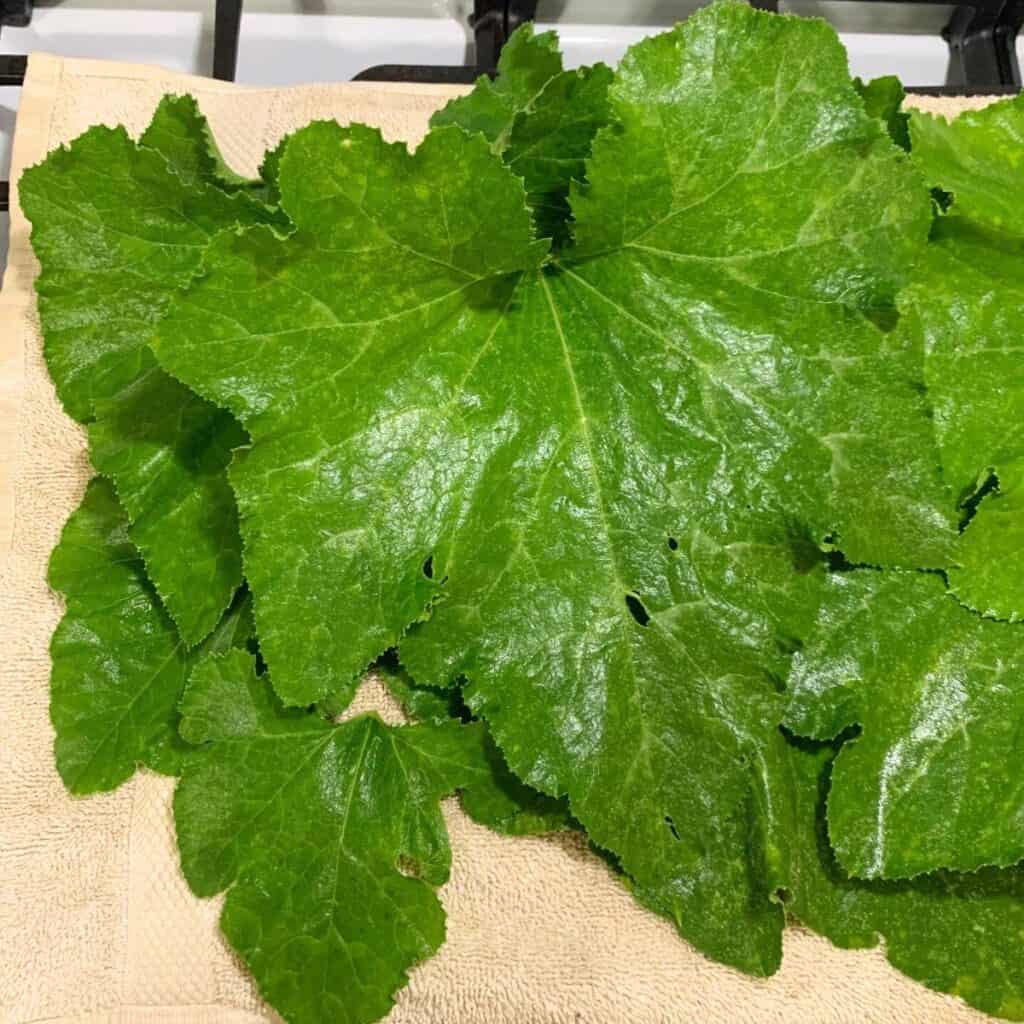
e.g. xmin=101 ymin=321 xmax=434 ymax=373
xmin=0 ymin=0 xmax=1021 ymax=211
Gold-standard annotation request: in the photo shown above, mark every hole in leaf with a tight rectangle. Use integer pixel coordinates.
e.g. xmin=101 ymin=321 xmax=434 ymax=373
xmin=824 ymin=549 xmax=883 ymax=573
xmin=397 ymin=854 xmax=421 ymax=879
xmin=422 ymin=556 xmax=434 ymax=580
xmin=774 ymin=886 xmax=790 ymax=904
xmin=625 ymin=593 xmax=650 ymax=627
xmin=664 ymin=815 xmax=681 ymax=842
xmin=667 ymin=536 xmax=678 ymax=551
xmin=824 ymin=549 xmax=856 ymax=572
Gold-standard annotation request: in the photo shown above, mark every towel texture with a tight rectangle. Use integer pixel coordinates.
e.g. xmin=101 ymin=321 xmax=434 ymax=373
xmin=0 ymin=52 xmax=998 ymax=1024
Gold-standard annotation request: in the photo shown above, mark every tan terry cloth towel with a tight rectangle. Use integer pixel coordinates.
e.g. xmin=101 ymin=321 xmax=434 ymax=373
xmin=0 ymin=52 xmax=1002 ymax=1024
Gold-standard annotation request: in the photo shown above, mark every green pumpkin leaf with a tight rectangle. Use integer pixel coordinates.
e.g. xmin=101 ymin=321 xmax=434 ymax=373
xmin=22 ymin=101 xmax=285 ymax=644
xmin=88 ymin=369 xmax=247 ymax=645
xmin=20 ymin=121 xmax=278 ymax=424
xmin=140 ymin=93 xmax=254 ymax=191
xmin=139 ymin=93 xmax=284 ymax=206
xmin=854 ymin=75 xmax=910 ymax=151
xmin=785 ymin=570 xmax=1024 ymax=878
xmin=431 ymin=22 xmax=563 ymax=149
xmin=380 ymin=663 xmax=573 ymax=835
xmin=789 ymin=741 xmax=1024 ymax=1022
xmin=48 ymin=478 xmax=251 ymax=793
xmin=911 ymin=95 xmax=1024 ymax=236
xmin=151 ymin=3 xmax=953 ymax=973
xmin=153 ymin=118 xmax=548 ymax=710
xmin=174 ymin=649 xmax=494 ymax=1024
xmin=436 ymin=24 xmax=612 ymax=244
xmin=905 ymin=98 xmax=1024 ymax=620
xmin=953 ymin=465 xmax=1024 ymax=621
xmin=506 ymin=62 xmax=613 ymax=243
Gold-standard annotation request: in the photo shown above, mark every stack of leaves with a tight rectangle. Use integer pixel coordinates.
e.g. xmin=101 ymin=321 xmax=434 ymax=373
xmin=20 ymin=3 xmax=1024 ymax=1021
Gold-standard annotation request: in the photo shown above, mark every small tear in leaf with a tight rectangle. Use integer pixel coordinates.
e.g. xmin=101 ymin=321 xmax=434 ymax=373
xmin=664 ymin=815 xmax=681 ymax=842
xmin=667 ymin=536 xmax=678 ymax=551
xmin=422 ymin=556 xmax=434 ymax=580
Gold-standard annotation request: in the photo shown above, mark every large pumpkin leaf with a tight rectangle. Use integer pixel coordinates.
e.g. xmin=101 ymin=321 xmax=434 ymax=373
xmin=22 ymin=100 xmax=282 ymax=643
xmin=153 ymin=119 xmax=548 ymax=709
xmin=788 ymin=741 xmax=1024 ymax=1022
xmin=905 ymin=98 xmax=1024 ymax=620
xmin=785 ymin=569 xmax=1024 ymax=878
xmin=151 ymin=3 xmax=953 ymax=973
xmin=48 ymin=478 xmax=251 ymax=793
xmin=174 ymin=649 xmax=495 ymax=1024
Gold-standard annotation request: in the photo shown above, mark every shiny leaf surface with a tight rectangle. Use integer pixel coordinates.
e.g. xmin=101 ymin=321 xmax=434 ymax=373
xmin=381 ymin=666 xmax=573 ymax=835
xmin=154 ymin=119 xmax=548 ymax=709
xmin=140 ymin=93 xmax=254 ymax=190
xmin=906 ymin=99 xmax=1024 ymax=619
xmin=48 ymin=478 xmax=250 ymax=792
xmin=430 ymin=23 xmax=563 ymax=149
xmin=20 ymin=121 xmax=276 ymax=423
xmin=151 ymin=5 xmax=952 ymax=974
xmin=175 ymin=650 xmax=494 ymax=1024
xmin=89 ymin=369 xmax=247 ymax=645
xmin=785 ymin=570 xmax=1024 ymax=878
xmin=789 ymin=742 xmax=1024 ymax=1022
